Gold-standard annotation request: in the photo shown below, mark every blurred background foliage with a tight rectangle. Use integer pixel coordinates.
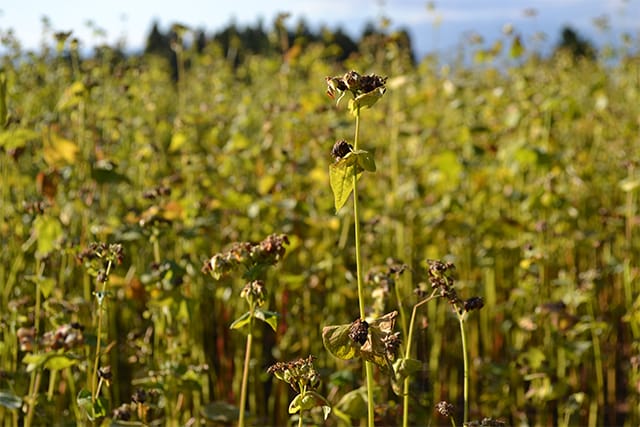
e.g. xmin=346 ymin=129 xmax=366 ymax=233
xmin=0 ymin=13 xmax=639 ymax=426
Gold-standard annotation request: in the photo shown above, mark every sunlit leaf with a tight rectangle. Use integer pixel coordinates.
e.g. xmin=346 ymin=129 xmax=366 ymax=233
xmin=0 ymin=128 xmax=39 ymax=150
xmin=349 ymin=87 xmax=386 ymax=114
xmin=32 ymin=215 xmax=63 ymax=258
xmin=43 ymin=130 xmax=78 ymax=167
xmin=289 ymin=393 xmax=302 ymax=414
xmin=321 ymin=324 xmax=359 ymax=360
xmin=44 ymin=354 xmax=78 ymax=371
xmin=619 ymin=177 xmax=640 ymax=192
xmin=57 ymin=81 xmax=87 ymax=111
xmin=229 ymin=311 xmax=251 ymax=330
xmin=169 ymin=131 xmax=187 ymax=152
xmin=255 ymin=309 xmax=279 ymax=331
xmin=354 ymin=149 xmax=376 ymax=172
xmin=329 ymin=153 xmax=361 ymax=213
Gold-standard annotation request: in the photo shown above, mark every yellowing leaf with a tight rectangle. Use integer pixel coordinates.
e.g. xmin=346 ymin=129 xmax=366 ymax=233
xmin=43 ymin=130 xmax=78 ymax=167
xmin=56 ymin=81 xmax=87 ymax=111
xmin=169 ymin=131 xmax=187 ymax=152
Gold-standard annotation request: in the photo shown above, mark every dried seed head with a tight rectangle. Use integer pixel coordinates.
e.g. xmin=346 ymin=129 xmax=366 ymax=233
xmin=435 ymin=401 xmax=455 ymax=417
xmin=382 ymin=331 xmax=402 ymax=359
xmin=132 ymin=388 xmax=147 ymax=404
xmin=331 ymin=139 xmax=353 ymax=161
xmin=348 ymin=318 xmax=369 ymax=345
xmin=268 ymin=355 xmax=320 ymax=392
xmin=464 ymin=296 xmax=485 ymax=312
xmin=112 ymin=404 xmax=132 ymax=421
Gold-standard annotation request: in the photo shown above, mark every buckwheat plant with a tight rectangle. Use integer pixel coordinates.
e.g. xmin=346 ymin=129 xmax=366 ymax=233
xmin=425 ymin=260 xmax=484 ymax=425
xmin=268 ymin=355 xmax=331 ymax=427
xmin=203 ymin=233 xmax=288 ymax=427
xmin=76 ymin=242 xmax=124 ymax=421
xmin=322 ymin=71 xmax=390 ymax=427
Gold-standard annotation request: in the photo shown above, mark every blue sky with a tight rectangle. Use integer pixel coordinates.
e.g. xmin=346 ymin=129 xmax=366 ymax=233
xmin=0 ymin=1 xmax=637 ymax=57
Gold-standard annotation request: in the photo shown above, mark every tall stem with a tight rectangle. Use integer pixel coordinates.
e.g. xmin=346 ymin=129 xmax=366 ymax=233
xmin=459 ymin=314 xmax=469 ymax=424
xmin=352 ymin=107 xmax=375 ymax=427
xmin=238 ymin=315 xmax=254 ymax=427
xmin=402 ymin=293 xmax=436 ymax=427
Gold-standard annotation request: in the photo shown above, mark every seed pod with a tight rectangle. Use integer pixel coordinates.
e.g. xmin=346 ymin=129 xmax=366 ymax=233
xmin=348 ymin=318 xmax=369 ymax=345
xmin=331 ymin=140 xmax=353 ymax=161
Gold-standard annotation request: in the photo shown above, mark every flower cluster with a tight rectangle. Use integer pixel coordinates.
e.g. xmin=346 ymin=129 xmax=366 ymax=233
xmin=326 ymin=71 xmax=387 ymax=100
xmin=435 ymin=400 xmax=455 ymax=417
xmin=425 ymin=259 xmax=484 ymax=314
xmin=202 ymin=234 xmax=289 ymax=279
xmin=17 ymin=322 xmax=85 ymax=353
xmin=267 ymin=355 xmax=320 ymax=394
xmin=240 ymin=280 xmax=267 ymax=307
xmin=77 ymin=242 xmax=124 ymax=265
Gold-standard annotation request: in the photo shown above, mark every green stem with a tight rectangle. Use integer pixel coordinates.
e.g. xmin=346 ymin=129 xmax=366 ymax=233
xmin=458 ymin=313 xmax=469 ymax=425
xmin=238 ymin=315 xmax=254 ymax=427
xmin=352 ymin=107 xmax=375 ymax=427
xmin=402 ymin=293 xmax=437 ymax=427
xmin=24 ymin=371 xmax=42 ymax=427
xmin=91 ymin=260 xmax=112 ymax=403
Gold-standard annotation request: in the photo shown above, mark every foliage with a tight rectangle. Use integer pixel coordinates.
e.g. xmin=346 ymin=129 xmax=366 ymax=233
xmin=0 ymin=17 xmax=639 ymax=427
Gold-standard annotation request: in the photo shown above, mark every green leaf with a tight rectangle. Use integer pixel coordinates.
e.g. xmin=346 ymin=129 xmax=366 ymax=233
xmin=289 ymin=393 xmax=302 ymax=414
xmin=201 ymin=401 xmax=241 ymax=423
xmin=335 ymin=387 xmax=367 ymax=419
xmin=169 ymin=131 xmax=187 ymax=152
xmin=0 ymin=390 xmax=22 ymax=410
xmin=91 ymin=160 xmax=130 ymax=185
xmin=354 ymin=150 xmax=376 ymax=172
xmin=23 ymin=352 xmax=50 ymax=372
xmin=0 ymin=128 xmax=39 ymax=151
xmin=255 ymin=309 xmax=279 ymax=331
xmin=32 ymin=215 xmax=63 ymax=258
xmin=44 ymin=354 xmax=78 ymax=371
xmin=329 ymin=154 xmax=361 ymax=213
xmin=300 ymin=391 xmax=331 ymax=419
xmin=510 ymin=35 xmax=524 ymax=58
xmin=76 ymin=389 xmax=108 ymax=421
xmin=322 ymin=324 xmax=360 ymax=360
xmin=620 ymin=177 xmax=640 ymax=192
xmin=348 ymin=87 xmax=386 ymax=114
xmin=229 ymin=311 xmax=251 ymax=330
xmin=25 ymin=275 xmax=56 ymax=299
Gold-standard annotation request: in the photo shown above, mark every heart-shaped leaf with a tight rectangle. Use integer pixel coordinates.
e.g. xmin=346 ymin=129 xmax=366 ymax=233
xmin=329 ymin=153 xmax=361 ymax=213
xmin=255 ymin=309 xmax=279 ymax=331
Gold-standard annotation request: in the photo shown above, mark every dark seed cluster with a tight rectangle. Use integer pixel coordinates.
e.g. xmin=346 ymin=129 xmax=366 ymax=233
xmin=331 ymin=139 xmax=353 ymax=161
xmin=326 ymin=70 xmax=387 ymax=99
xmin=142 ymin=185 xmax=171 ymax=200
xmin=348 ymin=318 xmax=369 ymax=345
xmin=77 ymin=242 xmax=124 ymax=265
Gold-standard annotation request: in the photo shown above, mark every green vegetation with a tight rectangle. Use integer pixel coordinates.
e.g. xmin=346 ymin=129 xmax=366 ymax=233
xmin=0 ymin=15 xmax=639 ymax=427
